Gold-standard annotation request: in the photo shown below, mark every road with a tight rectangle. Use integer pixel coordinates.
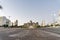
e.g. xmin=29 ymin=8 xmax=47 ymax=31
xmin=40 ymin=27 xmax=60 ymax=34
xmin=0 ymin=28 xmax=60 ymax=40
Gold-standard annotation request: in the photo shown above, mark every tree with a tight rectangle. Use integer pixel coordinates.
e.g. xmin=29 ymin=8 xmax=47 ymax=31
xmin=0 ymin=5 xmax=2 ymax=9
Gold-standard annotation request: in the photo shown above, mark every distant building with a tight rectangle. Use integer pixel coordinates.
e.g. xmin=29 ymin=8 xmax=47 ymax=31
xmin=14 ymin=20 xmax=18 ymax=26
xmin=57 ymin=12 xmax=60 ymax=24
xmin=54 ymin=11 xmax=60 ymax=26
xmin=11 ymin=20 xmax=18 ymax=27
xmin=0 ymin=16 xmax=11 ymax=26
xmin=51 ymin=11 xmax=60 ymax=27
xmin=23 ymin=20 xmax=39 ymax=28
xmin=41 ymin=20 xmax=46 ymax=27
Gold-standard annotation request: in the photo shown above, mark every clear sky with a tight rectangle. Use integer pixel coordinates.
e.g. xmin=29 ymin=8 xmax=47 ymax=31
xmin=0 ymin=0 xmax=60 ymax=25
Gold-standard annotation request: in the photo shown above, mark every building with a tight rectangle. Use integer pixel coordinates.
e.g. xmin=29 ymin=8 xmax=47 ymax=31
xmin=15 ymin=20 xmax=18 ymax=26
xmin=13 ymin=20 xmax=18 ymax=26
xmin=0 ymin=16 xmax=11 ymax=26
xmin=57 ymin=12 xmax=60 ymax=24
xmin=54 ymin=11 xmax=60 ymax=26
xmin=41 ymin=20 xmax=46 ymax=27
xmin=51 ymin=11 xmax=60 ymax=27
xmin=23 ymin=20 xmax=39 ymax=28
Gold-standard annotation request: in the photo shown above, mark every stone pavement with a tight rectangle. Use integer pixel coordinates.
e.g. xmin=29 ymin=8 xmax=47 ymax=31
xmin=0 ymin=28 xmax=60 ymax=40
xmin=14 ymin=29 xmax=60 ymax=40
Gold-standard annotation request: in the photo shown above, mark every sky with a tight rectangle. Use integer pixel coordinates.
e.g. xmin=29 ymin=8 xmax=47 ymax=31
xmin=0 ymin=0 xmax=60 ymax=25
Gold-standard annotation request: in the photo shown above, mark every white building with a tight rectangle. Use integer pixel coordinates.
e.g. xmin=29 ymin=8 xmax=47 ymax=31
xmin=0 ymin=16 xmax=11 ymax=26
xmin=53 ymin=11 xmax=60 ymax=27
xmin=57 ymin=12 xmax=60 ymax=24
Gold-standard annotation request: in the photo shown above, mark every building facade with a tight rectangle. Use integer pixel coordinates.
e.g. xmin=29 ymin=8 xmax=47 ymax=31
xmin=0 ymin=16 xmax=11 ymax=26
xmin=23 ymin=20 xmax=39 ymax=28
